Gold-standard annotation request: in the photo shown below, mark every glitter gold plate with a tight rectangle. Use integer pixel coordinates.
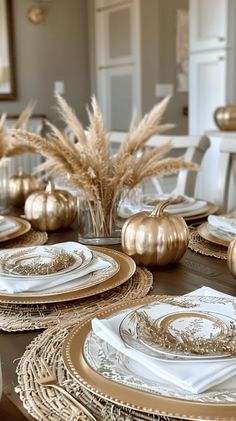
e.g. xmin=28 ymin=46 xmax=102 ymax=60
xmin=0 ymin=247 xmax=136 ymax=304
xmin=63 ymin=296 xmax=236 ymax=420
xmin=197 ymin=222 xmax=231 ymax=247
xmin=0 ymin=216 xmax=31 ymax=242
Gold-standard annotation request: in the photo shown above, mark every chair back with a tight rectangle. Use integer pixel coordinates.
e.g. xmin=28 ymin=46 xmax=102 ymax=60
xmin=110 ymin=132 xmax=210 ymax=197
xmin=214 ymin=138 xmax=236 ymax=213
xmin=5 ymin=115 xmax=46 ymax=176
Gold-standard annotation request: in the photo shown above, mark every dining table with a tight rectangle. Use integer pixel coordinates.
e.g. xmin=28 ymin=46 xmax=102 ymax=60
xmin=0 ymin=218 xmax=236 ymax=420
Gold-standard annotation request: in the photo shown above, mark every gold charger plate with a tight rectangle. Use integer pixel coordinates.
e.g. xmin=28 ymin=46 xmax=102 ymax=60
xmin=197 ymin=222 xmax=229 ymax=247
xmin=0 ymin=217 xmax=31 ymax=242
xmin=183 ymin=202 xmax=219 ymax=221
xmin=0 ymin=247 xmax=136 ymax=304
xmin=63 ymin=297 xmax=236 ymax=421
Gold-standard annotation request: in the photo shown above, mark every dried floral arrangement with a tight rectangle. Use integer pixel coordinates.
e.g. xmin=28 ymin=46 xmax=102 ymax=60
xmin=0 ymin=101 xmax=35 ymax=159
xmin=136 ymin=311 xmax=236 ymax=356
xmin=12 ymin=95 xmax=197 ymax=237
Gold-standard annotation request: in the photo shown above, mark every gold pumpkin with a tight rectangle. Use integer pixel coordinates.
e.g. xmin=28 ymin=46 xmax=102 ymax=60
xmin=227 ymin=238 xmax=236 ymax=278
xmin=24 ymin=180 xmax=77 ymax=231
xmin=214 ymin=105 xmax=236 ymax=131
xmin=9 ymin=168 xmax=43 ymax=207
xmin=121 ymin=199 xmax=189 ymax=266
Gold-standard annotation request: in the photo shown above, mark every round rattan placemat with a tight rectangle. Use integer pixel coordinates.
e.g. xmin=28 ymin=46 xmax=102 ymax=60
xmin=188 ymin=228 xmax=227 ymax=260
xmin=0 ymin=267 xmax=153 ymax=332
xmin=16 ymin=311 xmax=181 ymax=421
xmin=0 ymin=228 xmax=48 ymax=249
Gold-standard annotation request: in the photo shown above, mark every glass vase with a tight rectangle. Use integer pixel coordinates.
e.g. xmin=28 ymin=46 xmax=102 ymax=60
xmin=77 ymin=195 xmax=121 ymax=245
xmin=0 ymin=158 xmax=10 ymax=214
xmin=117 ymin=184 xmax=143 ymax=219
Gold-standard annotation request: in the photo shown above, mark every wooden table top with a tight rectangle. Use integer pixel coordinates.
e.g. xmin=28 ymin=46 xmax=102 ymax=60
xmin=1 ymin=225 xmax=236 ymax=420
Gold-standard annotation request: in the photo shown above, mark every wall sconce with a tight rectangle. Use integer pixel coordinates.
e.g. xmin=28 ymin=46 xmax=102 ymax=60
xmin=27 ymin=1 xmax=51 ymax=24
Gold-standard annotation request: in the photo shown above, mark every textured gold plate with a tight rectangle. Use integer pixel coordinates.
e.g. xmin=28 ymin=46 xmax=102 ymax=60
xmin=197 ymin=222 xmax=229 ymax=247
xmin=0 ymin=247 xmax=136 ymax=304
xmin=63 ymin=297 xmax=236 ymax=420
xmin=0 ymin=217 xmax=31 ymax=242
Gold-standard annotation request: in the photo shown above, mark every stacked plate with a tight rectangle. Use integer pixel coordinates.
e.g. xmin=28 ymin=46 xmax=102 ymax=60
xmin=119 ymin=194 xmax=218 ymax=221
xmin=197 ymin=214 xmax=236 ymax=247
xmin=0 ymin=215 xmax=31 ymax=242
xmin=63 ymin=295 xmax=236 ymax=420
xmin=0 ymin=242 xmax=136 ymax=304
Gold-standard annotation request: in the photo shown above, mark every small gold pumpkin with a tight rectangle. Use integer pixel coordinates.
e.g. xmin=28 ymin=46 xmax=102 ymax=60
xmin=24 ymin=180 xmax=77 ymax=231
xmin=214 ymin=105 xmax=236 ymax=131
xmin=121 ymin=199 xmax=189 ymax=266
xmin=227 ymin=238 xmax=236 ymax=278
xmin=9 ymin=168 xmax=43 ymax=207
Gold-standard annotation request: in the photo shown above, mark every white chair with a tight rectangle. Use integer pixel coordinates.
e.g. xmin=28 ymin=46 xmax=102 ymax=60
xmin=214 ymin=138 xmax=236 ymax=213
xmin=5 ymin=115 xmax=46 ymax=176
xmin=110 ymin=132 xmax=210 ymax=198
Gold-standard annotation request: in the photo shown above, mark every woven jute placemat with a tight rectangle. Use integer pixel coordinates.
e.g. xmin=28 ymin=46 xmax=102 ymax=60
xmin=0 ymin=267 xmax=153 ymax=332
xmin=0 ymin=228 xmax=48 ymax=249
xmin=188 ymin=228 xmax=227 ymax=260
xmin=16 ymin=314 xmax=181 ymax=421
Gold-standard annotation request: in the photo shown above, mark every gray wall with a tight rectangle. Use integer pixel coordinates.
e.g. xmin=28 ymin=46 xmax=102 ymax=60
xmin=158 ymin=0 xmax=189 ymax=134
xmin=141 ymin=0 xmax=160 ymax=116
xmin=1 ymin=0 xmax=188 ymax=133
xmin=141 ymin=0 xmax=189 ymax=134
xmin=0 ymin=0 xmax=91 ymax=126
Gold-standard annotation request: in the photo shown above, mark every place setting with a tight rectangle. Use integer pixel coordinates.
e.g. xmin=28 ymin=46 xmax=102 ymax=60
xmin=16 ymin=287 xmax=236 ymax=420
xmin=118 ymin=192 xmax=219 ymax=223
xmin=197 ymin=214 xmax=236 ymax=247
xmin=188 ymin=213 xmax=236 ymax=260
xmin=0 ymin=240 xmax=154 ymax=331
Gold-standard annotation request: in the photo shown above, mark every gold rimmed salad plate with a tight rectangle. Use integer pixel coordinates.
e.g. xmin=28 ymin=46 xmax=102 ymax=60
xmin=120 ymin=308 xmax=234 ymax=361
xmin=0 ymin=217 xmax=31 ymax=242
xmin=0 ymin=247 xmax=136 ymax=304
xmin=0 ymin=243 xmax=91 ymax=278
xmin=197 ymin=222 xmax=232 ymax=247
xmin=62 ymin=295 xmax=236 ymax=420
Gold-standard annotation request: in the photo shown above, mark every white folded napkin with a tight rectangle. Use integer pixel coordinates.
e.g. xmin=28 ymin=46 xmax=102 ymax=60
xmin=0 ymin=217 xmax=18 ymax=236
xmin=0 ymin=242 xmax=111 ymax=293
xmin=92 ymin=286 xmax=236 ymax=394
xmin=208 ymin=215 xmax=236 ymax=235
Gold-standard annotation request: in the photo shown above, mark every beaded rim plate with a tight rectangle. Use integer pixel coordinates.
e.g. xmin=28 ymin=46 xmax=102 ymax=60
xmin=62 ymin=296 xmax=236 ymax=420
xmin=0 ymin=217 xmax=31 ymax=242
xmin=197 ymin=222 xmax=230 ymax=247
xmin=0 ymin=243 xmax=92 ymax=278
xmin=120 ymin=307 xmax=235 ymax=361
xmin=0 ymin=247 xmax=136 ymax=304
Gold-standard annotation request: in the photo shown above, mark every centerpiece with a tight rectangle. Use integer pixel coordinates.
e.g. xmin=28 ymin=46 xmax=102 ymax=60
xmin=12 ymin=95 xmax=197 ymax=244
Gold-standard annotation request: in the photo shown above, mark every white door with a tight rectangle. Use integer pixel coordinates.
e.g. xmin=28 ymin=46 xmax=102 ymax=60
xmin=189 ymin=0 xmax=233 ymax=52
xmin=189 ymin=49 xmax=230 ymax=135
xmin=94 ymin=0 xmax=141 ymax=131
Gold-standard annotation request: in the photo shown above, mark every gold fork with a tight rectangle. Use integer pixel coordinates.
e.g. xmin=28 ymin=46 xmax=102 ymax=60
xmin=31 ymin=357 xmax=97 ymax=421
